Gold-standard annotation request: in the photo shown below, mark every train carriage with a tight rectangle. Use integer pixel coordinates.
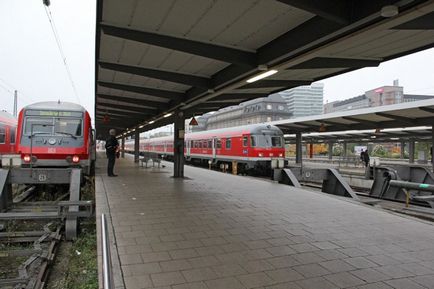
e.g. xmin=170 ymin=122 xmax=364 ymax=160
xmin=125 ymin=124 xmax=285 ymax=173
xmin=0 ymin=111 xmax=17 ymax=155
xmin=15 ymin=101 xmax=95 ymax=175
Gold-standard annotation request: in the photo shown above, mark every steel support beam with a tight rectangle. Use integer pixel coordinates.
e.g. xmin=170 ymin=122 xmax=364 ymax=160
xmin=97 ymin=94 xmax=169 ymax=109
xmin=101 ymin=24 xmax=256 ymax=66
xmin=276 ymin=0 xmax=349 ymax=25
xmin=432 ymin=127 xmax=434 ymax=171
xmin=241 ymin=80 xmax=311 ymax=89
xmin=99 ymin=61 xmax=211 ymax=88
xmin=173 ymin=111 xmax=185 ymax=178
xmin=295 ymin=132 xmax=302 ymax=165
xmin=328 ymin=141 xmax=333 ymax=160
xmin=409 ymin=139 xmax=415 ymax=164
xmin=400 ymin=141 xmax=405 ymax=159
xmin=342 ymin=116 xmax=378 ymax=126
xmin=121 ymin=137 xmax=125 ymax=158
xmin=211 ymin=93 xmax=268 ymax=101
xmin=343 ymin=142 xmax=347 ymax=158
xmin=134 ymin=130 xmax=140 ymax=163
xmin=375 ymin=112 xmax=415 ymax=126
xmin=290 ymin=57 xmax=380 ymax=69
xmin=97 ymin=103 xmax=157 ymax=116
xmin=97 ymin=103 xmax=156 ymax=114
xmin=98 ymin=81 xmax=184 ymax=100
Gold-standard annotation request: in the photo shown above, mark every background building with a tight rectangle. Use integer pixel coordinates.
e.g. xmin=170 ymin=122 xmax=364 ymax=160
xmin=324 ymin=80 xmax=434 ymax=114
xmin=273 ymin=83 xmax=324 ymax=118
xmin=187 ymin=94 xmax=292 ymax=132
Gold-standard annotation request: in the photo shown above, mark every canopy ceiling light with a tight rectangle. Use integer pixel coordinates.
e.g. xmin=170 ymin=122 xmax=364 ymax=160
xmin=246 ymin=70 xmax=278 ymax=83
xmin=148 ymin=120 xmax=155 ymax=124
xmin=381 ymin=5 xmax=398 ymax=17
xmin=164 ymin=113 xmax=173 ymax=118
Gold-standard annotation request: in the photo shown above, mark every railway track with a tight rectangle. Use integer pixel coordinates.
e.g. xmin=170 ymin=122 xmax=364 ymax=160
xmin=0 ymin=183 xmax=94 ymax=289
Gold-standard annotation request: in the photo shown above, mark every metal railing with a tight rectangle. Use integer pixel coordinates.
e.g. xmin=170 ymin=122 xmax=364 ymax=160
xmin=101 ymin=213 xmax=114 ymax=289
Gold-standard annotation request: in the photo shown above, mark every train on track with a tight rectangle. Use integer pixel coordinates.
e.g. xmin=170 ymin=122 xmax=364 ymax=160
xmin=0 ymin=110 xmax=17 ymax=155
xmin=15 ymin=101 xmax=96 ymax=175
xmin=125 ymin=123 xmax=285 ymax=173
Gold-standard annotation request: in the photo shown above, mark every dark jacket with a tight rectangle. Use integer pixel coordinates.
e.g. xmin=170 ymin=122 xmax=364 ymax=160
xmin=105 ymin=136 xmax=119 ymax=157
xmin=363 ymin=151 xmax=370 ymax=163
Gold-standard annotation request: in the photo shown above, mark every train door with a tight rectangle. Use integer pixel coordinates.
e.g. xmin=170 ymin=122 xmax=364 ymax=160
xmin=242 ymin=134 xmax=249 ymax=156
xmin=212 ymin=137 xmax=217 ymax=159
xmin=186 ymin=139 xmax=191 ymax=158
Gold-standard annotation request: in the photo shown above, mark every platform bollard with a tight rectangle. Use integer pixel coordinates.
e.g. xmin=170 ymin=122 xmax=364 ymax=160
xmin=232 ymin=161 xmax=238 ymax=175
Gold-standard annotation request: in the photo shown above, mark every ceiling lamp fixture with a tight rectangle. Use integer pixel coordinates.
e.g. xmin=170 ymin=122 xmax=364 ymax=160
xmin=164 ymin=113 xmax=173 ymax=118
xmin=246 ymin=70 xmax=278 ymax=83
xmin=148 ymin=120 xmax=155 ymax=124
xmin=381 ymin=5 xmax=398 ymax=17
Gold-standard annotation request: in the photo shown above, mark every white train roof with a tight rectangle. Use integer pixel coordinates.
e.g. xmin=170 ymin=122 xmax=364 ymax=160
xmin=24 ymin=101 xmax=86 ymax=112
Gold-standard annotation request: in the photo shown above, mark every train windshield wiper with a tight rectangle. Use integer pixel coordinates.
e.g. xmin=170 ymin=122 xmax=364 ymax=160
xmin=29 ymin=132 xmax=51 ymax=138
xmin=55 ymin=131 xmax=77 ymax=139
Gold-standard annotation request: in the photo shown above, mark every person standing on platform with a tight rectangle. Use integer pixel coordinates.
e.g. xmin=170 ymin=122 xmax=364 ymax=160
xmin=360 ymin=149 xmax=365 ymax=165
xmin=105 ymin=129 xmax=119 ymax=177
xmin=362 ymin=149 xmax=370 ymax=167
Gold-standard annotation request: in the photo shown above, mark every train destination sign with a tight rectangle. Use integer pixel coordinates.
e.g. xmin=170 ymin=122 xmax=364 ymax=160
xmin=26 ymin=110 xmax=83 ymax=117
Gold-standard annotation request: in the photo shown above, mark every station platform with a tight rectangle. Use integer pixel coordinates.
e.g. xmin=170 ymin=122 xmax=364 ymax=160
xmin=96 ymin=154 xmax=434 ymax=289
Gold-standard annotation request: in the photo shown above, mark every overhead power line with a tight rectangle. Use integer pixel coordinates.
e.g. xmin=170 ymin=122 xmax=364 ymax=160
xmin=43 ymin=1 xmax=81 ymax=104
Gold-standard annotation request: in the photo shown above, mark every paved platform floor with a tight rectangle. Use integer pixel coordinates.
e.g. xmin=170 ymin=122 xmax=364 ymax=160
xmin=96 ymin=154 xmax=434 ymax=289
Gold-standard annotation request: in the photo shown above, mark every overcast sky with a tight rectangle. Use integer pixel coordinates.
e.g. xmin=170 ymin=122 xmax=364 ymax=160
xmin=1 ymin=1 xmax=433 ymax=127
xmin=0 ymin=0 xmax=95 ymax=119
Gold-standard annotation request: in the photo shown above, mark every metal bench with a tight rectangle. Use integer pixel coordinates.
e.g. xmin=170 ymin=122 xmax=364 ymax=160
xmin=139 ymin=153 xmax=161 ymax=168
xmin=139 ymin=157 xmax=150 ymax=168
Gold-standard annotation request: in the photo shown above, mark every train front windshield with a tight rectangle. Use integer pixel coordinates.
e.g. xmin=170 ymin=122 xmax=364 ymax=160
xmin=23 ymin=110 xmax=83 ymax=137
xmin=250 ymin=135 xmax=284 ymax=148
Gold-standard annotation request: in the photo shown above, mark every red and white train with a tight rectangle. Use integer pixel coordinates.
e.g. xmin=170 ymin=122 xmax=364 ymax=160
xmin=16 ymin=101 xmax=96 ymax=174
xmin=0 ymin=111 xmax=17 ymax=155
xmin=125 ymin=124 xmax=285 ymax=173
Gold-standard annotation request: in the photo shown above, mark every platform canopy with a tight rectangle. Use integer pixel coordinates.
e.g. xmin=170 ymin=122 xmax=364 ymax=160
xmin=284 ymin=127 xmax=433 ymax=144
xmin=273 ymin=99 xmax=434 ymax=134
xmin=95 ymin=0 xmax=434 ymax=139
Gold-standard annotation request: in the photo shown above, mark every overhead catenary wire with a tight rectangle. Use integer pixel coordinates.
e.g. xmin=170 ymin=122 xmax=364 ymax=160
xmin=43 ymin=2 xmax=81 ymax=105
xmin=0 ymin=77 xmax=37 ymax=103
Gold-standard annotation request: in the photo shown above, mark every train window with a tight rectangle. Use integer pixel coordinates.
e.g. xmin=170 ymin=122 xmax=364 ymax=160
xmin=250 ymin=136 xmax=257 ymax=147
xmin=203 ymin=140 xmax=207 ymax=148
xmin=24 ymin=117 xmax=53 ymax=135
xmin=271 ymin=136 xmax=282 ymax=147
xmin=10 ymin=127 xmax=16 ymax=144
xmin=54 ymin=118 xmax=82 ymax=136
xmin=243 ymin=137 xmax=248 ymax=147
xmin=226 ymin=138 xmax=231 ymax=149
xmin=198 ymin=141 xmax=202 ymax=148
xmin=216 ymin=139 xmax=221 ymax=149
xmin=0 ymin=126 xmax=5 ymax=144
xmin=208 ymin=140 xmax=212 ymax=148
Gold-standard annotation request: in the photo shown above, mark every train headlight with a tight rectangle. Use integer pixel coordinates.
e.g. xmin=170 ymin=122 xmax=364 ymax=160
xmin=23 ymin=155 xmax=31 ymax=163
xmin=279 ymin=153 xmax=283 ymax=157
xmin=258 ymin=153 xmax=263 ymax=157
xmin=72 ymin=155 xmax=80 ymax=163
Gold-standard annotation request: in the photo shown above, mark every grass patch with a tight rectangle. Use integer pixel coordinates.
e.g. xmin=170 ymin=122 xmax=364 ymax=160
xmin=48 ymin=222 xmax=98 ymax=289
xmin=65 ymin=224 xmax=98 ymax=289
